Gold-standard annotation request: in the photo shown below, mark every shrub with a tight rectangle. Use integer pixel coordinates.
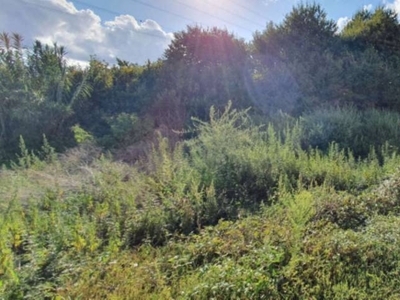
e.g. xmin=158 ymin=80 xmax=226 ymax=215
xmin=300 ymin=106 xmax=400 ymax=158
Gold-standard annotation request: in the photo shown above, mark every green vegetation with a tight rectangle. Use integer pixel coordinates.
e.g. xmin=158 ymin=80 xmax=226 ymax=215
xmin=2 ymin=105 xmax=400 ymax=299
xmin=2 ymin=3 xmax=400 ymax=299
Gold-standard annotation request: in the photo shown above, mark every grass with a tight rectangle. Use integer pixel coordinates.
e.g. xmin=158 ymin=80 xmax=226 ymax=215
xmin=1 ymin=103 xmax=400 ymax=299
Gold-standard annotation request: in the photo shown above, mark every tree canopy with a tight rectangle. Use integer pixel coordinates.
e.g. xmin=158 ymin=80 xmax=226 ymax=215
xmin=1 ymin=4 xmax=400 ymax=161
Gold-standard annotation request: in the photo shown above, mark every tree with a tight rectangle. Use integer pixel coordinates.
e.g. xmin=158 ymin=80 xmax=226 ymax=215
xmin=339 ymin=7 xmax=400 ymax=110
xmin=0 ymin=32 xmax=29 ymax=156
xmin=251 ymin=4 xmax=341 ymax=113
xmin=341 ymin=7 xmax=400 ymax=56
xmin=253 ymin=4 xmax=337 ymax=63
xmin=159 ymin=26 xmax=252 ymax=124
xmin=0 ymin=34 xmax=92 ymax=161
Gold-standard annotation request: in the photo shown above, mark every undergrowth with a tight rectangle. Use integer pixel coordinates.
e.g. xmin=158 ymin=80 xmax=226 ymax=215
xmin=1 ymin=103 xmax=400 ymax=299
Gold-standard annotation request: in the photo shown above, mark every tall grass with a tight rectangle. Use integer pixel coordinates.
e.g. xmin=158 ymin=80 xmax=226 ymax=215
xmin=299 ymin=106 xmax=400 ymax=158
xmin=2 ymin=103 xmax=400 ymax=298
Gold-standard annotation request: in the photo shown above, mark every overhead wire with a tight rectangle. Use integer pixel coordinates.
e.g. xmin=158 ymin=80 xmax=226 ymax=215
xmin=226 ymin=0 xmax=269 ymax=21
xmin=128 ymin=0 xmax=204 ymax=27
xmin=128 ymin=0 xmax=265 ymax=33
xmin=73 ymin=0 xmax=177 ymax=33
xmin=14 ymin=0 xmax=272 ymax=66
xmin=203 ymin=0 xmax=265 ymax=28
xmin=18 ymin=0 xmax=266 ymax=38
xmin=17 ymin=0 xmax=173 ymax=41
xmin=169 ymin=0 xmax=256 ymax=33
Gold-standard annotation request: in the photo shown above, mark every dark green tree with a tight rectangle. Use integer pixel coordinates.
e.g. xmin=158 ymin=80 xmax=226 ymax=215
xmin=0 ymin=34 xmax=92 ymax=161
xmin=339 ymin=7 xmax=400 ymax=110
xmin=252 ymin=4 xmax=340 ymax=114
xmin=0 ymin=33 xmax=27 ymax=155
xmin=159 ymin=26 xmax=252 ymax=124
xmin=342 ymin=7 xmax=400 ymax=55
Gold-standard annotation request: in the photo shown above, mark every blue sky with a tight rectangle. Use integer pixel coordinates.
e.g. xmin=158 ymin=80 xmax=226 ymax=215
xmin=1 ymin=0 xmax=396 ymax=65
xmin=72 ymin=0 xmax=384 ymax=39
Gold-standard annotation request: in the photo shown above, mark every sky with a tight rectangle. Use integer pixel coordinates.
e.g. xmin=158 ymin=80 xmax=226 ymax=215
xmin=1 ymin=0 xmax=399 ymax=65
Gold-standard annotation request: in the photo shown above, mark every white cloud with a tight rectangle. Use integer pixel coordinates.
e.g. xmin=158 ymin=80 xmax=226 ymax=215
xmin=384 ymin=0 xmax=400 ymax=15
xmin=363 ymin=4 xmax=373 ymax=12
xmin=336 ymin=17 xmax=351 ymax=33
xmin=0 ymin=0 xmax=173 ymax=65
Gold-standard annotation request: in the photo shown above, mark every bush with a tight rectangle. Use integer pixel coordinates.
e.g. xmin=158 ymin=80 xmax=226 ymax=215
xmin=300 ymin=106 xmax=400 ymax=158
xmin=2 ymin=104 xmax=400 ymax=298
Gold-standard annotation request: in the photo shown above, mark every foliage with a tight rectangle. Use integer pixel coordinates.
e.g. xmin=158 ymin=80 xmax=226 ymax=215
xmin=160 ymin=25 xmax=252 ymax=122
xmin=342 ymin=7 xmax=400 ymax=55
xmin=299 ymin=106 xmax=400 ymax=158
xmin=3 ymin=2 xmax=400 ymax=298
xmin=71 ymin=124 xmax=94 ymax=145
xmin=2 ymin=105 xmax=400 ymax=298
xmin=0 ymin=35 xmax=92 ymax=162
xmin=3 ymin=3 xmax=400 ymax=160
xmin=252 ymin=3 xmax=341 ymax=113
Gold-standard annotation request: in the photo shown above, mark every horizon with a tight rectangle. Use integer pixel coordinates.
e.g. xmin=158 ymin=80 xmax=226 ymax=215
xmin=1 ymin=0 xmax=398 ymax=65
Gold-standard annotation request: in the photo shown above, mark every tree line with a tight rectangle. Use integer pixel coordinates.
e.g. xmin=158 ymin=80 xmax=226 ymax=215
xmin=1 ymin=4 xmax=400 ymax=163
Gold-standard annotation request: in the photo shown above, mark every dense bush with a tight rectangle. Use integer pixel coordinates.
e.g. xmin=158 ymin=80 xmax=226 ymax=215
xmin=299 ymin=107 xmax=400 ymax=158
xmin=2 ymin=105 xmax=400 ymax=298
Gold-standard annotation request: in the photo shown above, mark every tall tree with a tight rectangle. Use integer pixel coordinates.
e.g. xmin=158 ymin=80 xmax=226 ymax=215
xmin=339 ymin=7 xmax=400 ymax=110
xmin=160 ymin=26 xmax=252 ymax=123
xmin=0 ymin=34 xmax=92 ymax=160
xmin=341 ymin=7 xmax=400 ymax=56
xmin=0 ymin=33 xmax=27 ymax=144
xmin=252 ymin=4 xmax=340 ymax=113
